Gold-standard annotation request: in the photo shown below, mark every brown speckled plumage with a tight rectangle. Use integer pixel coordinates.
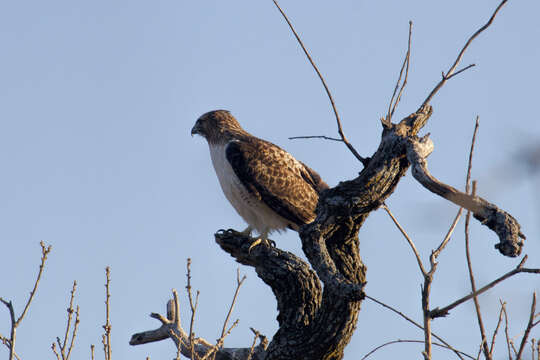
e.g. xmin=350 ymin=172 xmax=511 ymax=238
xmin=192 ymin=110 xmax=328 ymax=238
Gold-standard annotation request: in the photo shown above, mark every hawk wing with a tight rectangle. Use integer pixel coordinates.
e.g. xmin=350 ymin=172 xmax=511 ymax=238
xmin=225 ymin=137 xmax=328 ymax=228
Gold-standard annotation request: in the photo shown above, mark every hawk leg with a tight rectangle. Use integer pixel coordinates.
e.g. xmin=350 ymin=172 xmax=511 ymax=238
xmin=248 ymin=230 xmax=276 ymax=252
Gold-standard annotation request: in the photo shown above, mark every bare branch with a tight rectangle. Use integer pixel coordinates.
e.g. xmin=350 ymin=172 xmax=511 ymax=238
xmin=271 ymin=0 xmax=369 ymax=166
xmin=431 ymin=259 xmax=540 ymax=318
xmin=0 ymin=336 xmax=21 ymax=360
xmin=18 ymin=241 xmax=52 ymax=325
xmin=130 ymin=289 xmax=267 ymax=360
xmin=406 ymin=134 xmax=525 ymax=257
xmin=517 ymin=293 xmax=538 ymax=360
xmin=422 ymin=0 xmax=508 ymax=106
xmin=489 ymin=301 xmax=506 ymax=357
xmin=502 ymin=302 xmax=513 ymax=360
xmin=52 ymin=281 xmax=80 ymax=360
xmin=365 ymin=295 xmax=471 ymax=360
xmin=361 ymin=339 xmax=472 ymax=360
xmin=1 ymin=241 xmax=52 ymax=360
xmin=465 ymin=181 xmax=491 ymax=360
xmin=382 ymin=203 xmax=426 ymax=276
xmin=103 ymin=267 xmax=112 ymax=360
xmin=289 ymin=135 xmax=342 ymax=142
xmin=220 ymin=269 xmax=246 ymax=339
xmin=386 ymin=21 xmax=413 ymax=123
xmin=186 ymin=258 xmax=199 ymax=359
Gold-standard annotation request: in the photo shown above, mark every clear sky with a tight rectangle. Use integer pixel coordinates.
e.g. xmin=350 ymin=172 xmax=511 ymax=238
xmin=1 ymin=1 xmax=539 ymax=359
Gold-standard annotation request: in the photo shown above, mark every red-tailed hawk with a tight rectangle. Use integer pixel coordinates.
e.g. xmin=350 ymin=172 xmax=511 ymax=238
xmin=191 ymin=110 xmax=328 ymax=247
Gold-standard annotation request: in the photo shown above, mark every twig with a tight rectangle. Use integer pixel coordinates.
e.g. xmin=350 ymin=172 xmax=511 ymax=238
xmin=433 ymin=208 xmax=463 ymax=259
xmin=246 ymin=328 xmax=262 ymax=360
xmin=430 ymin=257 xmax=540 ymax=318
xmin=52 ymin=342 xmax=61 ymax=360
xmin=365 ymin=295 xmax=471 ymax=360
xmin=289 ymin=135 xmax=342 ymax=142
xmin=0 ymin=241 xmax=51 ymax=360
xmin=465 ymin=181 xmax=491 ymax=360
xmin=103 ymin=267 xmax=112 ymax=360
xmin=382 ymin=203 xmax=426 ymax=276
xmin=517 ymin=293 xmax=538 ymax=360
xmin=422 ymin=0 xmax=508 ymax=106
xmin=361 ymin=339 xmax=470 ymax=360
xmin=0 ymin=336 xmax=20 ymax=360
xmin=186 ymin=258 xmax=200 ymax=359
xmin=52 ymin=281 xmax=80 ymax=360
xmin=433 ymin=116 xmax=478 ymax=259
xmin=502 ymin=303 xmax=513 ymax=360
xmin=220 ymin=269 xmax=246 ymax=339
xmin=201 ymin=319 xmax=239 ymax=360
xmin=489 ymin=301 xmax=505 ymax=357
xmin=271 ymin=0 xmax=369 ymax=166
xmin=90 ymin=344 xmax=95 ymax=360
xmin=386 ymin=21 xmax=413 ymax=123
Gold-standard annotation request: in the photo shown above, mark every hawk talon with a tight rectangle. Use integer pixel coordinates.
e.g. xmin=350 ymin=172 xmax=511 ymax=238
xmin=248 ymin=237 xmax=276 ymax=253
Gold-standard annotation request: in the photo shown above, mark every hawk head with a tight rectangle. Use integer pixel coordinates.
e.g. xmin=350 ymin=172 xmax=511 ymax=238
xmin=191 ymin=110 xmax=247 ymax=145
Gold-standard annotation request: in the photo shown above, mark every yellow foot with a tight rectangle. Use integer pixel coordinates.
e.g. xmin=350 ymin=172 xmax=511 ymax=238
xmin=248 ymin=237 xmax=276 ymax=253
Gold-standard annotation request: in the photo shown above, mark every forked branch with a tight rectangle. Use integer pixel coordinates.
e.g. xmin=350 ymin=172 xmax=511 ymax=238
xmin=422 ymin=0 xmax=508 ymax=106
xmin=272 ymin=0 xmax=369 ymax=166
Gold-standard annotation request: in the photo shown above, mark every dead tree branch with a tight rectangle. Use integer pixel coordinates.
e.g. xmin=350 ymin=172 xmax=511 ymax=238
xmin=130 ymin=289 xmax=268 ymax=360
xmin=0 ymin=241 xmax=51 ymax=360
xmin=422 ymin=0 xmax=508 ymax=106
xmin=271 ymin=0 xmax=369 ymax=166
xmin=431 ymin=257 xmax=540 ymax=318
xmin=516 ymin=293 xmax=538 ymax=360
xmin=406 ymin=134 xmax=525 ymax=257
xmin=385 ymin=21 xmax=413 ymax=124
xmin=52 ymin=281 xmax=80 ymax=360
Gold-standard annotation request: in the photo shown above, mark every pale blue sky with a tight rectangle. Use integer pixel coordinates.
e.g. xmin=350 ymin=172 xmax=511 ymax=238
xmin=1 ymin=1 xmax=539 ymax=359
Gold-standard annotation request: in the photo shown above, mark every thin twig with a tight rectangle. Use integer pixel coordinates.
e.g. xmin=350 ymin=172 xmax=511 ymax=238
xmin=382 ymin=203 xmax=426 ymax=276
xmin=361 ymin=339 xmax=470 ymax=360
xmin=90 ymin=344 xmax=95 ymax=360
xmin=0 ymin=241 xmax=51 ymax=360
xmin=422 ymin=0 xmax=508 ymax=106
xmin=502 ymin=303 xmax=513 ymax=360
xmin=517 ymin=293 xmax=538 ymax=360
xmin=366 ymin=295 xmax=471 ymax=360
xmin=61 ymin=281 xmax=78 ymax=358
xmin=289 ymin=135 xmax=342 ymax=142
xmin=186 ymin=258 xmax=199 ymax=359
xmin=431 ymin=258 xmax=540 ymax=318
xmin=387 ymin=21 xmax=413 ymax=122
xmin=52 ymin=281 xmax=80 ymax=360
xmin=433 ymin=208 xmax=463 ymax=259
xmin=465 ymin=117 xmax=480 ymax=193
xmin=465 ymin=181 xmax=490 ymax=360
xmin=220 ymin=269 xmax=246 ymax=339
xmin=271 ymin=0 xmax=368 ymax=166
xmin=246 ymin=328 xmax=262 ymax=360
xmin=17 ymin=241 xmax=52 ymax=325
xmin=489 ymin=300 xmax=505 ymax=357
xmin=52 ymin=343 xmax=61 ymax=360
xmin=103 ymin=267 xmax=112 ymax=360
xmin=0 ymin=336 xmax=20 ymax=360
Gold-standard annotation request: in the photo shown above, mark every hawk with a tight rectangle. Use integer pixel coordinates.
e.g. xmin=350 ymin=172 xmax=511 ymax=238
xmin=191 ymin=110 xmax=329 ymax=248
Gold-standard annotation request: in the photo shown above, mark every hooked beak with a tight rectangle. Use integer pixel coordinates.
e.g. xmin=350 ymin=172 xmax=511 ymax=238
xmin=191 ymin=122 xmax=200 ymax=137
